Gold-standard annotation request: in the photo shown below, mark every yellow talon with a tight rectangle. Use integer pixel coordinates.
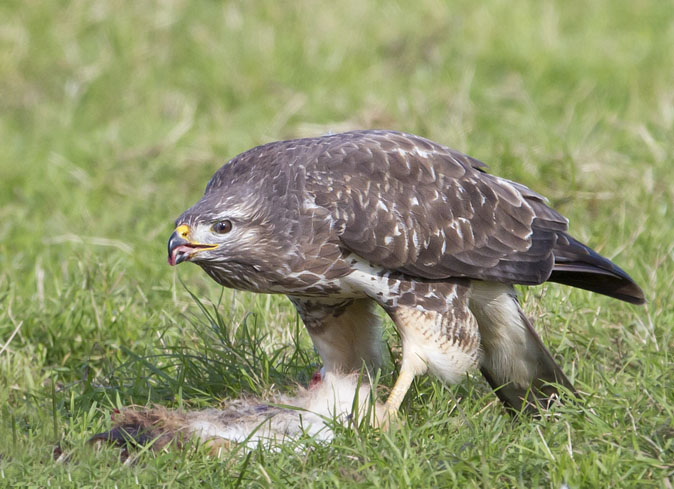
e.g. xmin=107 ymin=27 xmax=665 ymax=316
xmin=376 ymin=406 xmax=402 ymax=431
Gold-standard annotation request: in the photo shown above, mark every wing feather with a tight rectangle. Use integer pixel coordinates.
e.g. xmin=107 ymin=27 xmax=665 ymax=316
xmin=307 ymin=131 xmax=568 ymax=285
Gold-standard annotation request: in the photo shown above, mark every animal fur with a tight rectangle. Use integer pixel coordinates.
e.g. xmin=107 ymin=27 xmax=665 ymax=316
xmin=90 ymin=372 xmax=385 ymax=455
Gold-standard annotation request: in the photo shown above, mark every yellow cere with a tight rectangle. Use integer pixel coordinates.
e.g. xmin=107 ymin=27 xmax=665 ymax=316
xmin=176 ymin=224 xmax=191 ymax=239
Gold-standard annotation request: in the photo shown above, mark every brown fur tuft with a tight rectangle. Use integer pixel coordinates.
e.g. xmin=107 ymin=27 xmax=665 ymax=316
xmin=89 ymin=407 xmax=190 ymax=451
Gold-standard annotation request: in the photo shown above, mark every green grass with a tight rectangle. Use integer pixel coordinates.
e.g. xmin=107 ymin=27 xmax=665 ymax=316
xmin=1 ymin=0 xmax=672 ymax=486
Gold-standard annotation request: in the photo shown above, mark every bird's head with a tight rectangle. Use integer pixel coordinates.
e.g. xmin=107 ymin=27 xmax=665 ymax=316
xmin=168 ymin=191 xmax=267 ymax=265
xmin=167 ymin=185 xmax=294 ymax=292
xmin=167 ymin=148 xmax=307 ymax=292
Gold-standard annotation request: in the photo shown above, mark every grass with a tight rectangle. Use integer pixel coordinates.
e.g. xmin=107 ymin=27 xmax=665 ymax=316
xmin=1 ymin=0 xmax=672 ymax=486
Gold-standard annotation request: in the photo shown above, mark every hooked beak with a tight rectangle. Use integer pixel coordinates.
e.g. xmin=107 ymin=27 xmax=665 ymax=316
xmin=168 ymin=224 xmax=218 ymax=266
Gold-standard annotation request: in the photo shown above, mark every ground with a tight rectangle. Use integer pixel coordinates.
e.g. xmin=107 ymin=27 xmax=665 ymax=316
xmin=0 ymin=0 xmax=672 ymax=487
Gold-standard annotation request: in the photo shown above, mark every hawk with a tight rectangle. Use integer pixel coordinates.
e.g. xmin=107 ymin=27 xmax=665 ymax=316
xmin=168 ymin=130 xmax=644 ymax=418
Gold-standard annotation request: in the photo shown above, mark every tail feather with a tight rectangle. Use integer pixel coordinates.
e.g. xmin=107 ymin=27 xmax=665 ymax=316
xmin=550 ymin=234 xmax=645 ymax=305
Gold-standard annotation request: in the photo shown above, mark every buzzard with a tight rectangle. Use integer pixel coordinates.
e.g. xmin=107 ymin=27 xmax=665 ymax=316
xmin=168 ymin=130 xmax=644 ymax=418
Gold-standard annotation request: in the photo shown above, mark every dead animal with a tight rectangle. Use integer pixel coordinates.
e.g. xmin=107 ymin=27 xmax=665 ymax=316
xmin=90 ymin=372 xmax=385 ymax=455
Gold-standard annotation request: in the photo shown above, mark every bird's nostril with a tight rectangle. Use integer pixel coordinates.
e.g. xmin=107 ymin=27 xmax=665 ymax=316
xmin=176 ymin=224 xmax=190 ymax=239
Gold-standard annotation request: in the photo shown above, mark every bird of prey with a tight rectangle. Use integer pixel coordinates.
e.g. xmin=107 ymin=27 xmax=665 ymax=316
xmin=168 ymin=130 xmax=644 ymax=418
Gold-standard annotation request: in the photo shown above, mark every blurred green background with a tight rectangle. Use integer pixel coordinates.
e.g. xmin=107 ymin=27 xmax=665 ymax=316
xmin=1 ymin=0 xmax=672 ymax=486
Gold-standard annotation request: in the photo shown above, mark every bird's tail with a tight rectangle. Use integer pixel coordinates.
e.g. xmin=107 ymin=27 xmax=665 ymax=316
xmin=549 ymin=233 xmax=645 ymax=304
xmin=470 ymin=282 xmax=576 ymax=413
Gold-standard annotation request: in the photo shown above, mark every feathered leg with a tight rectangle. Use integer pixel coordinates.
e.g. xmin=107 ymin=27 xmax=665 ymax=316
xmin=380 ymin=280 xmax=481 ymax=421
xmin=469 ymin=281 xmax=576 ymax=412
xmin=289 ymin=297 xmax=386 ymax=374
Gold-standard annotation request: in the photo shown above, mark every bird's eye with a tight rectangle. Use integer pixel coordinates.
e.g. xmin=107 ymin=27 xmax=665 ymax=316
xmin=212 ymin=220 xmax=232 ymax=234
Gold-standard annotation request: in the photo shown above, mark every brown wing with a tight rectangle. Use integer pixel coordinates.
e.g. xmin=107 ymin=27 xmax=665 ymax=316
xmin=307 ymin=130 xmax=568 ymax=285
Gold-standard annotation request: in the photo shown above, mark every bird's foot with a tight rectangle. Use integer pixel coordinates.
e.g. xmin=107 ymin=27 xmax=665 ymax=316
xmin=374 ymin=406 xmax=402 ymax=431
